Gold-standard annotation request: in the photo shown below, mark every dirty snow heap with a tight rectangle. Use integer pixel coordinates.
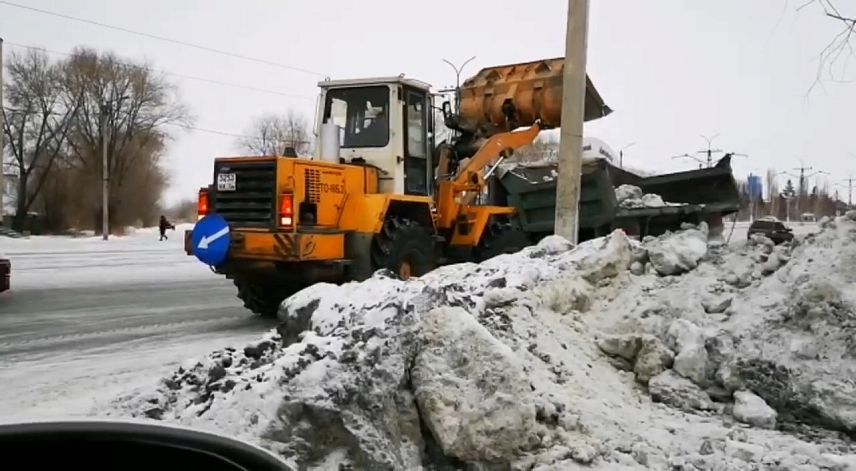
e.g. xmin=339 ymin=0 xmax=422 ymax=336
xmin=107 ymin=219 xmax=856 ymax=470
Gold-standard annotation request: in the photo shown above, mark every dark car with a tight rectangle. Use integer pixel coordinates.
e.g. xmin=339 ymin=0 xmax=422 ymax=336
xmin=747 ymin=218 xmax=793 ymax=244
xmin=0 ymin=257 xmax=8 ymax=293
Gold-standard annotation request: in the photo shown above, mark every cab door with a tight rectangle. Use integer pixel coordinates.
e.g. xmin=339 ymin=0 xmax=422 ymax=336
xmin=402 ymin=88 xmax=432 ymax=196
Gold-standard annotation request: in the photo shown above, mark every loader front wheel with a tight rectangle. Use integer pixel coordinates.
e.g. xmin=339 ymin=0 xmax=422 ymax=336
xmin=475 ymin=220 xmax=532 ymax=262
xmin=233 ymin=277 xmax=299 ymax=318
xmin=371 ymin=217 xmax=436 ymax=280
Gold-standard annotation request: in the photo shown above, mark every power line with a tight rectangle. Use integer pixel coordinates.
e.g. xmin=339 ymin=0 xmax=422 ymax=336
xmin=0 ymin=0 xmax=327 ymax=77
xmin=168 ymin=123 xmax=251 ymax=139
xmin=168 ymin=123 xmax=312 ymax=144
xmin=5 ymin=42 xmax=314 ymax=101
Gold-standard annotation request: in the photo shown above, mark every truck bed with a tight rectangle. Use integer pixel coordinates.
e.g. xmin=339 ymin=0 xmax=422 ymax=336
xmin=494 ymin=155 xmax=741 ymax=241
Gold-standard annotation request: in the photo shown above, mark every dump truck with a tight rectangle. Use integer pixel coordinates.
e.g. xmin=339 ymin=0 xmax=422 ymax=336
xmin=186 ymin=58 xmax=611 ymax=316
xmin=494 ymin=154 xmax=741 ymax=241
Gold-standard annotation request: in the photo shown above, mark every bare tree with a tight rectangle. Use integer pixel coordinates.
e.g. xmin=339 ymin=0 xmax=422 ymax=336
xmin=240 ymin=110 xmax=310 ymax=156
xmin=799 ymin=0 xmax=856 ymax=89
xmin=60 ymin=47 xmax=189 ymax=232
xmin=1 ymin=49 xmax=81 ymax=231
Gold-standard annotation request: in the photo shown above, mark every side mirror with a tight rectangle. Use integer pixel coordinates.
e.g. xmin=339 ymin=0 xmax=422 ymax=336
xmin=0 ymin=421 xmax=288 ymax=470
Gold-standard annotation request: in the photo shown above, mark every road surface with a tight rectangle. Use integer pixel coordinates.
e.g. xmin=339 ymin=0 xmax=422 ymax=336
xmin=0 ymin=227 xmax=277 ymax=421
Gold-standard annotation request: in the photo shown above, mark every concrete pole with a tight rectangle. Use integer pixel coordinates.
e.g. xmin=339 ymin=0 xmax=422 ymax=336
xmin=554 ymin=0 xmax=589 ymax=244
xmin=0 ymin=37 xmax=4 ymax=224
xmin=101 ymin=103 xmax=109 ymax=240
xmin=786 ymin=197 xmax=790 ymax=223
xmin=846 ymin=177 xmax=852 ymax=208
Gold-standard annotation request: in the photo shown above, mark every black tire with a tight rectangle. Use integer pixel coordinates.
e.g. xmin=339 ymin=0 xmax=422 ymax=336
xmin=371 ymin=217 xmax=436 ymax=280
xmin=475 ymin=220 xmax=531 ymax=262
xmin=233 ymin=277 xmax=300 ymax=318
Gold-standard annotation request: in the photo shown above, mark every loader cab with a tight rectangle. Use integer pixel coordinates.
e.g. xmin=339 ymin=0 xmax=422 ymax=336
xmin=316 ymin=77 xmax=434 ymax=196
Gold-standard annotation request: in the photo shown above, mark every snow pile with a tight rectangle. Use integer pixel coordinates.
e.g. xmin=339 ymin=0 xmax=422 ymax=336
xmin=105 ymin=222 xmax=856 ymax=469
xmin=615 ymin=184 xmax=684 ymax=209
xmin=643 ymin=223 xmax=709 ymax=275
xmin=590 ymin=219 xmax=856 ymax=466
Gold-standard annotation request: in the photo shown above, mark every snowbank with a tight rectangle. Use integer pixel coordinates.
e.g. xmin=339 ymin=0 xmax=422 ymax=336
xmin=105 ymin=221 xmax=856 ymax=469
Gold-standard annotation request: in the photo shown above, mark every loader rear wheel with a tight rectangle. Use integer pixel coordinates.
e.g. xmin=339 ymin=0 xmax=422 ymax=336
xmin=371 ymin=217 xmax=436 ymax=280
xmin=475 ymin=220 xmax=531 ymax=262
xmin=233 ymin=278 xmax=300 ymax=318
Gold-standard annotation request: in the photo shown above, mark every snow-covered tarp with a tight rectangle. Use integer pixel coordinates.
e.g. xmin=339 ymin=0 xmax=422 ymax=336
xmin=105 ymin=218 xmax=856 ymax=470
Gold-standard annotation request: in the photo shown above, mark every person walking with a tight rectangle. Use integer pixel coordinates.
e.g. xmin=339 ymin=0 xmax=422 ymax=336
xmin=159 ymin=215 xmax=175 ymax=241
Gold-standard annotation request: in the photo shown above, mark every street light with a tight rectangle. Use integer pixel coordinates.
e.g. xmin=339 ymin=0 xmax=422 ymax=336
xmin=671 ymin=153 xmax=706 ymax=169
xmin=697 ymin=133 xmax=723 ymax=168
xmin=619 ymin=142 xmax=636 ymax=168
xmin=441 ymin=56 xmax=476 ymax=115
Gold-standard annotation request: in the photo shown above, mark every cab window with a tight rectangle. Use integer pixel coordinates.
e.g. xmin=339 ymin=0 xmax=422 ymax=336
xmin=323 ymin=86 xmax=389 ymax=148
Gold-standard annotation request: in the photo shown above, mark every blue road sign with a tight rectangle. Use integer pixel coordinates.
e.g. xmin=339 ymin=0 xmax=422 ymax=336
xmin=191 ymin=214 xmax=231 ymax=266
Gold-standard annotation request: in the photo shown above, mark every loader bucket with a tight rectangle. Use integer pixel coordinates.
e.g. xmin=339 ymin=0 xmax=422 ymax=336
xmin=456 ymin=58 xmax=612 ymax=136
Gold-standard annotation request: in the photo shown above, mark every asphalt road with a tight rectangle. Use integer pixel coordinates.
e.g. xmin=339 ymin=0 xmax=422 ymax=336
xmin=0 ymin=231 xmax=278 ymax=419
xmin=0 ymin=278 xmax=277 ymax=361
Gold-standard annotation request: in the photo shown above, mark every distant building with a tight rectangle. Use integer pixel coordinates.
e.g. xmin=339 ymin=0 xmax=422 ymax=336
xmin=747 ymin=174 xmax=763 ymax=202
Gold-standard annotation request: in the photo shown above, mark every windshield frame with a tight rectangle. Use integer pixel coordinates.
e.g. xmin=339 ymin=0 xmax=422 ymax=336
xmin=322 ymin=85 xmax=391 ymax=149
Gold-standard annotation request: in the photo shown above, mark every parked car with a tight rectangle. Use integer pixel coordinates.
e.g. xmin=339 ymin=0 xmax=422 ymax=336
xmin=747 ymin=218 xmax=794 ymax=244
xmin=0 ymin=257 xmax=8 ymax=293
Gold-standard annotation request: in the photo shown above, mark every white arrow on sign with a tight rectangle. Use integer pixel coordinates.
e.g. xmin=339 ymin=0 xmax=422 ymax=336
xmin=197 ymin=226 xmax=229 ymax=250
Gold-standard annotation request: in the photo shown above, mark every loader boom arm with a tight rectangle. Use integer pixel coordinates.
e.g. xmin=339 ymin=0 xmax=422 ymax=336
xmin=452 ymin=122 xmax=542 ymax=187
xmin=436 ymin=122 xmax=542 ymax=230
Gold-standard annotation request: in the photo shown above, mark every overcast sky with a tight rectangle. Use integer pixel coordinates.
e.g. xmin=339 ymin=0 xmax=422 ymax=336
xmin=2 ymin=0 xmax=855 ymax=203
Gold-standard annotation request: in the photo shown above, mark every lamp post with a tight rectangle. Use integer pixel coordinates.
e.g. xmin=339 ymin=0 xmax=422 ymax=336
xmin=441 ymin=56 xmax=476 ymax=115
xmin=619 ymin=142 xmax=636 ymax=168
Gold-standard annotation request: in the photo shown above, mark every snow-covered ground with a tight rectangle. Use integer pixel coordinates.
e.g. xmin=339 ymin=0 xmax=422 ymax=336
xmin=1 ymin=224 xmax=219 ymax=290
xmin=103 ymin=218 xmax=856 ymax=469
xmin=0 ymin=225 xmax=275 ymax=422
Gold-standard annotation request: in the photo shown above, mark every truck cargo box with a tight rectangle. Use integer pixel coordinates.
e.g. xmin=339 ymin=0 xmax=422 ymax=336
xmin=494 ymin=155 xmax=741 ymax=241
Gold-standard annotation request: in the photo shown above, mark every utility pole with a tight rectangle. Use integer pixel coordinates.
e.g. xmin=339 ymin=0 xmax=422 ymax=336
xmin=0 ymin=37 xmax=4 ymax=225
xmin=792 ymin=162 xmax=812 ymax=205
xmin=555 ymin=0 xmax=589 ymax=244
xmin=101 ymin=103 xmax=109 ymax=241
xmin=791 ymin=162 xmax=827 ymax=217
xmin=842 ymin=176 xmax=854 ymax=208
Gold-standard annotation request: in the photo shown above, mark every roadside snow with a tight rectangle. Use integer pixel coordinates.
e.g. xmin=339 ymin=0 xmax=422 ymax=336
xmin=103 ymin=221 xmax=856 ymax=469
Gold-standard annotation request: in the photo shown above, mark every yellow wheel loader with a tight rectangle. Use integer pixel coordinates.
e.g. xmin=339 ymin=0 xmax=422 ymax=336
xmin=185 ymin=58 xmax=611 ymax=316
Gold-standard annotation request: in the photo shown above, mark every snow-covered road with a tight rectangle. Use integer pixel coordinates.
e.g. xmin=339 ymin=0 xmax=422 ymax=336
xmin=0 ymin=226 xmax=276 ymax=421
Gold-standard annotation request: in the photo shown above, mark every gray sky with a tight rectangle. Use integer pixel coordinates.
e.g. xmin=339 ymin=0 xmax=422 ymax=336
xmin=2 ymin=0 xmax=855 ymax=203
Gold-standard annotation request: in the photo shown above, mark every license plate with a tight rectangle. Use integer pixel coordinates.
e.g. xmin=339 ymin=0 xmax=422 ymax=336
xmin=217 ymin=172 xmax=236 ymax=191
